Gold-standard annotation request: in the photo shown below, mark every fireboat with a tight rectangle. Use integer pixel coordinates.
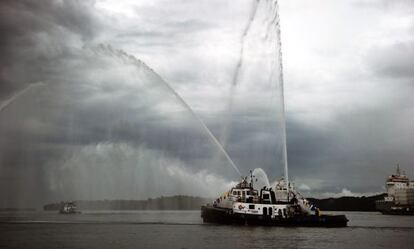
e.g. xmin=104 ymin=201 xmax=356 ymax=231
xmin=201 ymin=171 xmax=348 ymax=227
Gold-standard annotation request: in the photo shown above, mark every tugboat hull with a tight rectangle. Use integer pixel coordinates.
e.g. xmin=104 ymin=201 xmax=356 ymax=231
xmin=201 ymin=206 xmax=348 ymax=227
xmin=59 ymin=210 xmax=81 ymax=214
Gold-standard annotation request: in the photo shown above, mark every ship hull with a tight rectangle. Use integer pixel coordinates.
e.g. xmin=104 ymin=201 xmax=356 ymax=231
xmin=201 ymin=206 xmax=348 ymax=227
xmin=375 ymin=200 xmax=414 ymax=215
xmin=379 ymin=209 xmax=414 ymax=215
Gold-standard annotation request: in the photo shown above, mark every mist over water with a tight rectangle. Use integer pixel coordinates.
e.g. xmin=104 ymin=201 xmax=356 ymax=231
xmin=0 ymin=0 xmax=287 ymax=208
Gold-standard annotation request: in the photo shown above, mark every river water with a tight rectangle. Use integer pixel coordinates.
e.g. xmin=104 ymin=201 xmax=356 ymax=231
xmin=0 ymin=211 xmax=413 ymax=249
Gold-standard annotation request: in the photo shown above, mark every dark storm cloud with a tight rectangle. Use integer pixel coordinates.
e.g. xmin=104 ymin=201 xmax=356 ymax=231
xmin=0 ymin=0 xmax=101 ymax=98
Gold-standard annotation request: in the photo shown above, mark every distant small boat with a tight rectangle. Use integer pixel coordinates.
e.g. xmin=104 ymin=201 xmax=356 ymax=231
xmin=376 ymin=165 xmax=414 ymax=215
xmin=59 ymin=202 xmax=81 ymax=214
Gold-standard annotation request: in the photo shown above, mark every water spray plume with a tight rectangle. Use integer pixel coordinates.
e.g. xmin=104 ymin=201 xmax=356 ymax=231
xmin=219 ymin=0 xmax=259 ymax=151
xmin=252 ymin=168 xmax=270 ymax=188
xmin=218 ymin=0 xmax=289 ymax=184
xmin=231 ymin=0 xmax=259 ymax=88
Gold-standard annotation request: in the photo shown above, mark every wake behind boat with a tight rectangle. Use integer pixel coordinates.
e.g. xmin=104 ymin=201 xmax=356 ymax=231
xmin=201 ymin=172 xmax=348 ymax=227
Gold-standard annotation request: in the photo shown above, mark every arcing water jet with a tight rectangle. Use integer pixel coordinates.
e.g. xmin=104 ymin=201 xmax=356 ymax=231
xmin=0 ymin=82 xmax=45 ymax=113
xmin=273 ymin=0 xmax=289 ymax=184
xmin=92 ymin=45 xmax=242 ymax=177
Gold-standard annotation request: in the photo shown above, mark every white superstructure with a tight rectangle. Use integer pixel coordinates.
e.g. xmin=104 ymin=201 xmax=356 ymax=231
xmin=384 ymin=165 xmax=414 ymax=206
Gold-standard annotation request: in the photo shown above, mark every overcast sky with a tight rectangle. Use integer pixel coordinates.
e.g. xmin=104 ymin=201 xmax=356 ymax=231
xmin=1 ymin=0 xmax=413 ymax=207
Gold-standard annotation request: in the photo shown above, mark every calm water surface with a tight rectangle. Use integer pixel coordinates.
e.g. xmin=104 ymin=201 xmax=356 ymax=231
xmin=1 ymin=211 xmax=413 ymax=249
